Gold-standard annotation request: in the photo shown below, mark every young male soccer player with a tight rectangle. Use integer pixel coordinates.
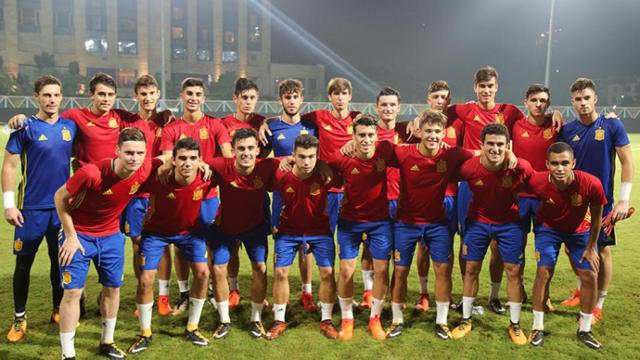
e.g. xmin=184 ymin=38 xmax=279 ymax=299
xmin=526 ymin=142 xmax=605 ymax=349
xmin=328 ymin=114 xmax=394 ymax=341
xmin=265 ymin=79 xmax=318 ymax=312
xmin=260 ymin=78 xmax=372 ymax=306
xmin=219 ymin=77 xmax=267 ymax=308
xmin=123 ymin=74 xmax=175 ymax=316
xmin=390 ymin=110 xmax=473 ymax=340
xmin=128 ymin=138 xmax=212 ymax=353
xmin=54 ymin=128 xmax=161 ymax=360
xmin=558 ymin=78 xmax=634 ymax=321
xmin=3 ymin=76 xmax=76 ymax=342
xmin=414 ymin=81 xmax=461 ymax=311
xmin=206 ymin=129 xmax=281 ymax=339
xmin=447 ymin=67 xmax=528 ymax=315
xmin=266 ymin=134 xmax=340 ymax=340
xmin=160 ymin=77 xmax=232 ymax=313
xmin=451 ymin=123 xmax=533 ymax=345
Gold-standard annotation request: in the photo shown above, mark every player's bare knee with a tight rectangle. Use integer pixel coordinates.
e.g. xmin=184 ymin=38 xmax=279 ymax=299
xmin=578 ymin=269 xmax=597 ymax=287
xmin=63 ymin=289 xmax=83 ymax=302
xmin=251 ymin=261 xmax=267 ymax=274
xmin=535 ymin=266 xmax=553 ymax=283
xmin=193 ymin=265 xmax=210 ymax=281
xmin=139 ymin=271 xmax=155 ymax=291
xmin=213 ymin=264 xmax=228 ymax=279
xmin=274 ymin=267 xmax=289 ymax=281
xmin=318 ymin=267 xmax=334 ymax=281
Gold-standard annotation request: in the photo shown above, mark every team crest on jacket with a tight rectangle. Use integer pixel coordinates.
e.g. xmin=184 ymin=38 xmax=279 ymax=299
xmin=375 ymin=158 xmax=386 ymax=172
xmin=347 ymin=126 xmax=353 ymax=134
xmin=501 ymin=175 xmax=512 ymax=188
xmin=543 ymin=128 xmax=553 ymax=140
xmin=447 ymin=127 xmax=456 ymax=139
xmin=156 ymin=128 xmax=163 ymax=138
xmin=253 ymin=176 xmax=264 ymax=189
xmin=193 ymin=188 xmax=203 ymax=201
xmin=594 ymin=128 xmax=605 ymax=141
xmin=129 ymin=181 xmax=141 ymax=195
xmin=436 ymin=159 xmax=447 ymax=173
xmin=13 ymin=239 xmax=23 ymax=252
xmin=62 ymin=129 xmax=72 ymax=141
xmin=108 ymin=117 xmax=119 ymax=128
xmin=199 ymin=127 xmax=209 ymax=140
xmin=571 ymin=193 xmax=583 ymax=207
xmin=310 ymin=182 xmax=321 ymax=196
xmin=495 ymin=113 xmax=504 ymax=124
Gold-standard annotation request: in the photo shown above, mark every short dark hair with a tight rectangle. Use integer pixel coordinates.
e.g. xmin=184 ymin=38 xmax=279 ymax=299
xmin=376 ymin=86 xmax=401 ymax=104
xmin=546 ymin=141 xmax=574 ymax=159
xmin=570 ymin=77 xmax=596 ymax=94
xmin=352 ymin=113 xmax=378 ymax=133
xmin=417 ymin=109 xmax=447 ymax=129
xmin=134 ymin=74 xmax=159 ymax=93
xmin=294 ymin=134 xmax=319 ymax=151
xmin=173 ymin=137 xmax=201 ymax=157
xmin=34 ymin=75 xmax=62 ymax=94
xmin=118 ymin=127 xmax=146 ymax=146
xmin=234 ymin=78 xmax=259 ymax=96
xmin=474 ymin=66 xmax=498 ymax=84
xmin=279 ymin=79 xmax=304 ymax=97
xmin=427 ymin=80 xmax=450 ymax=96
xmin=327 ymin=77 xmax=352 ymax=95
xmin=525 ymin=83 xmax=550 ymax=100
xmin=231 ymin=128 xmax=258 ymax=146
xmin=481 ymin=123 xmax=510 ymax=143
xmin=89 ymin=73 xmax=117 ymax=94
xmin=181 ymin=77 xmax=206 ymax=92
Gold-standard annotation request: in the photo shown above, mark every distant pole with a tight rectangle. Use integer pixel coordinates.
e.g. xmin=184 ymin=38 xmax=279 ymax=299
xmin=160 ymin=0 xmax=167 ymax=100
xmin=544 ymin=0 xmax=556 ymax=86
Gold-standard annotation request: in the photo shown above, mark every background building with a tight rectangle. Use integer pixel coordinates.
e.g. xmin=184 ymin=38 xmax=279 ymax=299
xmin=0 ymin=0 xmax=324 ymax=98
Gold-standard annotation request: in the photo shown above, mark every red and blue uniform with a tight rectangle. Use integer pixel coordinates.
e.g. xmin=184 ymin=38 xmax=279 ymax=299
xmin=60 ymin=158 xmax=160 ymax=289
xmin=207 ymin=157 xmax=280 ymax=265
xmin=527 ymin=171 xmax=607 ymax=270
xmin=328 ymin=141 xmax=394 ymax=261
xmin=459 ymin=157 xmax=533 ymax=265
xmin=393 ymin=145 xmax=472 ymax=266
xmin=271 ymin=169 xmax=338 ymax=268
xmin=137 ymin=172 xmax=213 ymax=270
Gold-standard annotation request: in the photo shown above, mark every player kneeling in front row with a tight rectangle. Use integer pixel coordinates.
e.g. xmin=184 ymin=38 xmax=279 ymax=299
xmin=451 ymin=123 xmax=533 ymax=345
xmin=527 ymin=142 xmax=605 ymax=349
xmin=128 ymin=138 xmax=213 ymax=354
xmin=266 ymin=134 xmax=340 ymax=340
xmin=55 ymin=128 xmax=160 ymax=360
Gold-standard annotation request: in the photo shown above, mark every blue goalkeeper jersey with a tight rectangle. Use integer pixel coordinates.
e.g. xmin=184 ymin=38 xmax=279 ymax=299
xmin=558 ymin=114 xmax=630 ymax=204
xmin=5 ymin=115 xmax=76 ymax=209
xmin=267 ymin=117 xmax=317 ymax=156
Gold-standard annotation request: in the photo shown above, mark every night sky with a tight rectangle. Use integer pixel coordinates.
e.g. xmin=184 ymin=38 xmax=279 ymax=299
xmin=270 ymin=0 xmax=640 ymax=104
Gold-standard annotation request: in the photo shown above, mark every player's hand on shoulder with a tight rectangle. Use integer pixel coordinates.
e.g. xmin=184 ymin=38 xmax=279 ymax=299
xmin=258 ymin=119 xmax=272 ymax=146
xmin=157 ymin=160 xmax=174 ymax=184
xmin=340 ymin=140 xmax=356 ymax=157
xmin=279 ymin=156 xmax=294 ymax=172
xmin=4 ymin=207 xmax=24 ymax=227
xmin=551 ymin=110 xmax=564 ymax=132
xmin=58 ymin=234 xmax=85 ymax=266
xmin=158 ymin=109 xmax=175 ymax=125
xmin=8 ymin=114 xmax=27 ymax=130
xmin=198 ymin=160 xmax=213 ymax=181
xmin=504 ymin=149 xmax=518 ymax=170
xmin=318 ymin=161 xmax=334 ymax=185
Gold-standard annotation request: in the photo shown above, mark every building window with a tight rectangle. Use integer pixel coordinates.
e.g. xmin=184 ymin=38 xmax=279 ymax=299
xmin=222 ymin=0 xmax=238 ymax=57
xmin=118 ymin=1 xmax=137 ymax=54
xmin=247 ymin=7 xmax=262 ymax=51
xmin=53 ymin=0 xmax=74 ymax=35
xmin=86 ymin=0 xmax=107 ymax=53
xmin=222 ymin=51 xmax=238 ymax=63
xmin=196 ymin=0 xmax=213 ymax=62
xmin=172 ymin=0 xmax=188 ymax=60
xmin=18 ymin=0 xmax=41 ymax=33
xmin=118 ymin=68 xmax=137 ymax=87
